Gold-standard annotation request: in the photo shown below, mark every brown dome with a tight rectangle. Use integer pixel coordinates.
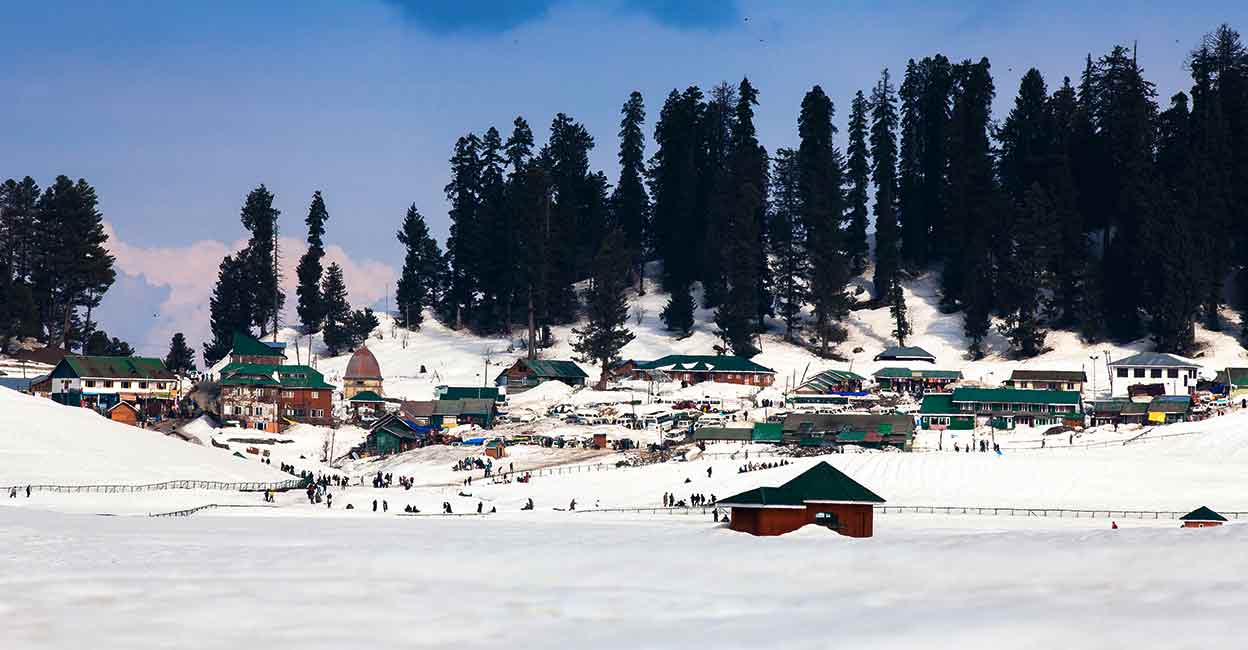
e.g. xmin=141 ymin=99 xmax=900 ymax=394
xmin=344 ymin=345 xmax=382 ymax=379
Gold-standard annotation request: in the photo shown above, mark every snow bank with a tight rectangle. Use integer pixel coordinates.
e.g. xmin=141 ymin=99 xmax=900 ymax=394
xmin=0 ymin=387 xmax=290 ymax=485
xmin=506 ymin=380 xmax=574 ymax=407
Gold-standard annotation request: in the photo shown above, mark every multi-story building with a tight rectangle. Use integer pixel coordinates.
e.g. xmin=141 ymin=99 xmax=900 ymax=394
xmin=48 ymin=355 xmax=179 ymax=420
xmin=628 ymin=355 xmax=776 ymax=387
xmin=217 ymin=331 xmax=334 ymax=431
xmin=1107 ymin=352 xmax=1199 ymax=398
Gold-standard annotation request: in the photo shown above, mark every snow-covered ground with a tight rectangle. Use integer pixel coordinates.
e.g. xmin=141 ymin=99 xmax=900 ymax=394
xmin=0 ymin=387 xmax=289 ymax=486
xmin=2 ymin=506 xmax=1243 ymax=650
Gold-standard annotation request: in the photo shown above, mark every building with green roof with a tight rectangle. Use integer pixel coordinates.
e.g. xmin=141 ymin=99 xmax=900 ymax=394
xmin=873 ymin=367 xmax=963 ymax=394
xmin=48 ymin=355 xmax=179 ymax=416
xmin=1179 ymin=506 xmax=1227 ymax=528
xmin=495 ymin=358 xmax=588 ymax=393
xmin=789 ymin=369 xmax=867 ymax=404
xmin=719 ymin=462 xmax=885 ymax=537
xmin=917 ymin=393 xmax=975 ymax=430
xmin=630 ymin=354 xmax=776 ymax=387
xmin=941 ymin=387 xmax=1084 ymax=429
xmin=217 ymin=353 xmax=335 ymax=431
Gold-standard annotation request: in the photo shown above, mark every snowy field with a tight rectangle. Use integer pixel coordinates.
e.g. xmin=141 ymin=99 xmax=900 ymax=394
xmin=1 ymin=507 xmax=1243 ymax=650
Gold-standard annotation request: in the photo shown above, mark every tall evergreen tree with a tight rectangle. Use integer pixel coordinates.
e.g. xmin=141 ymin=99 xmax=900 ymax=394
xmin=997 ymin=185 xmax=1055 ymax=357
xmin=889 ymin=273 xmax=911 ymax=346
xmin=698 ymin=82 xmax=737 ymax=307
xmin=320 ymin=262 xmax=352 ymax=356
xmin=715 ymin=78 xmax=768 ymax=357
xmin=238 ymin=185 xmax=283 ymax=337
xmin=845 ymin=90 xmax=871 ymax=276
xmin=395 ymin=204 xmax=444 ymax=330
xmin=919 ymin=55 xmax=954 ymax=263
xmin=164 ymin=332 xmax=197 ymax=375
xmin=545 ymin=112 xmax=597 ymax=322
xmin=572 ymin=228 xmax=636 ymax=389
xmin=660 ymin=281 xmax=695 ymax=336
xmin=944 ymin=59 xmax=1001 ymax=357
xmin=612 ymin=91 xmax=650 ymax=293
xmin=1046 ymin=77 xmax=1088 ymax=328
xmin=295 ymin=191 xmax=329 ymax=333
xmin=649 ymin=87 xmax=704 ymax=292
xmin=897 ymin=61 xmax=927 ymax=269
xmin=870 ymin=69 xmax=902 ymax=302
xmin=474 ymin=126 xmax=510 ymax=333
xmin=769 ymin=148 xmax=808 ymax=341
xmin=443 ymin=134 xmax=482 ymax=329
xmin=204 ymin=254 xmax=253 ymax=365
xmin=0 ymin=177 xmax=40 ymax=287
xmin=798 ymin=85 xmax=849 ymax=356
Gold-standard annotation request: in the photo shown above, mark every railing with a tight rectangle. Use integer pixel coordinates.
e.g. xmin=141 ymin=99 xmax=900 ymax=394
xmin=578 ymin=505 xmax=726 ymax=517
xmin=875 ymin=505 xmax=1247 ymax=520
xmin=149 ymin=504 xmax=281 ymax=517
xmin=2 ymin=478 xmax=308 ymax=495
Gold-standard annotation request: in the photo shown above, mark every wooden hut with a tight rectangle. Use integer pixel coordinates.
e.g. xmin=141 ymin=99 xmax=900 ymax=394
xmin=1179 ymin=506 xmax=1227 ymax=528
xmin=719 ymin=462 xmax=885 ymax=537
xmin=484 ymin=439 xmax=508 ymax=459
xmin=107 ymin=401 xmax=141 ymax=427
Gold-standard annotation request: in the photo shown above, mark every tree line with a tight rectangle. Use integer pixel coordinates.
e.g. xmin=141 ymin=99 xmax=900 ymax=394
xmin=432 ymin=23 xmax=1248 ymax=362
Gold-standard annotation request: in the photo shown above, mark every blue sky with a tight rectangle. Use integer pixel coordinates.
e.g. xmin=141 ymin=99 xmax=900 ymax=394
xmin=4 ymin=1 xmax=1245 ymax=357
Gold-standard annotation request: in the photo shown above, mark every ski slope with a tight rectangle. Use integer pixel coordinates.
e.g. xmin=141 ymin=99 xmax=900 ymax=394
xmin=0 ymin=387 xmax=289 ymax=486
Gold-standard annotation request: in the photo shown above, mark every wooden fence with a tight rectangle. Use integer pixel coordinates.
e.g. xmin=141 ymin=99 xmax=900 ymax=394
xmin=3 ymin=478 xmax=308 ymax=495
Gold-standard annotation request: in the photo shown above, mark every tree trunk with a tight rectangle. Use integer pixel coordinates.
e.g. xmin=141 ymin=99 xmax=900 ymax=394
xmin=527 ymin=286 xmax=536 ymax=360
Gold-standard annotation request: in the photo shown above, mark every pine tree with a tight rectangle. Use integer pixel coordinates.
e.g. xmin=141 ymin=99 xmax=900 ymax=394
xmin=165 ymin=332 xmax=197 ymax=375
xmin=504 ymin=116 xmax=536 ymax=335
xmin=85 ymin=330 xmax=132 ymax=356
xmin=660 ymin=282 xmax=695 ymax=336
xmin=845 ymin=90 xmax=871 ymax=276
xmin=348 ymin=308 xmax=380 ymax=348
xmin=572 ymin=228 xmax=636 ymax=389
xmin=650 ymin=87 xmax=704 ymax=292
xmin=320 ymin=262 xmax=352 ymax=356
xmin=944 ymin=58 xmax=1001 ymax=357
xmin=714 ymin=78 xmax=768 ymax=357
xmin=798 ymin=86 xmax=849 ymax=356
xmin=443 ymin=134 xmax=482 ymax=329
xmin=699 ymin=82 xmax=737 ymax=307
xmin=1046 ymin=77 xmax=1088 ymax=328
xmin=889 ymin=273 xmax=911 ymax=346
xmin=897 ymin=60 xmax=927 ymax=269
xmin=997 ymin=185 xmax=1055 ymax=357
xmin=395 ymin=204 xmax=443 ymax=330
xmin=544 ymin=113 xmax=596 ymax=322
xmin=295 ymin=191 xmax=329 ymax=333
xmin=0 ymin=177 xmax=40 ymax=286
xmin=1092 ymin=46 xmax=1158 ymax=341
xmin=238 ymin=185 xmax=283 ymax=337
xmin=612 ymin=91 xmax=650 ymax=293
xmin=870 ymin=69 xmax=901 ymax=302
xmin=474 ymin=126 xmax=510 ymax=333
xmin=768 ymin=148 xmax=809 ymax=341
xmin=204 ymin=253 xmax=253 ymax=365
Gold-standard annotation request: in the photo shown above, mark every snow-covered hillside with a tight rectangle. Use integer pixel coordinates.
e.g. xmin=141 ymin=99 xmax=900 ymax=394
xmin=282 ymin=271 xmax=1248 ymax=400
xmin=0 ymin=387 xmax=290 ymax=486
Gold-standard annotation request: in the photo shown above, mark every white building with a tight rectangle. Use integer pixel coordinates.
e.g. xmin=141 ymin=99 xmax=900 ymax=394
xmin=1107 ymin=352 xmax=1199 ymax=398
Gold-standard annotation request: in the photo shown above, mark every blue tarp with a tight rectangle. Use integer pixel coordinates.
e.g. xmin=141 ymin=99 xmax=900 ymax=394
xmin=463 ymin=437 xmax=487 ymax=445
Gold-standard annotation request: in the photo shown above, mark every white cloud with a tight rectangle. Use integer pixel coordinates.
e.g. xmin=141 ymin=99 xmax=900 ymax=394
xmin=102 ymin=222 xmax=398 ymax=362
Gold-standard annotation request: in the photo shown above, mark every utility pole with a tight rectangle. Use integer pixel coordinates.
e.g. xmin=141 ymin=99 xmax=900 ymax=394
xmin=272 ymin=209 xmax=281 ymax=343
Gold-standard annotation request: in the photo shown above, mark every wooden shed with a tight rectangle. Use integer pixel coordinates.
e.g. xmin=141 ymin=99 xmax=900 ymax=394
xmin=1179 ymin=506 xmax=1227 ymax=528
xmin=107 ymin=401 xmax=141 ymax=427
xmin=719 ymin=462 xmax=885 ymax=538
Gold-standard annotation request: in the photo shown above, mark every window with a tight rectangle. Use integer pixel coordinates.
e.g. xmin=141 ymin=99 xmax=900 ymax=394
xmin=311 ymin=409 xmax=324 ymax=418
xmin=1167 ymin=369 xmax=1178 ymax=378
xmin=1133 ymin=368 xmax=1145 ymax=378
xmin=139 ymin=382 xmax=148 ymax=389
xmin=310 ymin=392 xmax=319 ymax=399
xmin=814 ymin=511 xmax=840 ymax=530
xmin=85 ymin=380 xmax=96 ymax=388
xmin=281 ymin=391 xmax=295 ymax=398
xmin=1117 ymin=368 xmax=1128 ymax=378
xmin=104 ymin=380 xmax=115 ymax=388
xmin=1150 ymin=369 xmax=1162 ymax=378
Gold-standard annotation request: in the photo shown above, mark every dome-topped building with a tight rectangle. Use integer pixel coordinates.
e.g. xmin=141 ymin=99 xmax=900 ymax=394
xmin=343 ymin=345 xmax=383 ymax=400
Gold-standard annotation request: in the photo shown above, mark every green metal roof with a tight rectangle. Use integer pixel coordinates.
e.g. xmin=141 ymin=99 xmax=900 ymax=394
xmin=874 ymin=346 xmax=936 ymax=361
xmin=231 ymin=330 xmax=286 ymax=358
xmin=874 ymin=367 xmax=963 ymax=380
xmin=1180 ymin=506 xmax=1227 ymax=522
xmin=439 ymin=386 xmax=502 ymax=401
xmin=349 ymin=390 xmax=385 ymax=403
xmin=1216 ymin=368 xmax=1248 ymax=387
xmin=219 ymin=363 xmax=333 ymax=390
xmin=635 ymin=354 xmax=775 ymax=374
xmin=59 ymin=355 xmax=174 ymax=381
xmin=952 ymin=387 xmax=1081 ymax=406
xmin=836 ymin=431 xmax=868 ymax=442
xmin=720 ymin=462 xmax=885 ymax=507
xmin=520 ymin=359 xmax=588 ymax=379
xmin=751 ymin=422 xmax=784 ymax=442
xmin=919 ymin=393 xmax=958 ymax=414
xmin=795 ymin=369 xmax=865 ymax=393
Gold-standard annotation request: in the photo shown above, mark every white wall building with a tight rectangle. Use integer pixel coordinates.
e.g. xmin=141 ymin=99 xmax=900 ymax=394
xmin=1107 ymin=352 xmax=1199 ymax=398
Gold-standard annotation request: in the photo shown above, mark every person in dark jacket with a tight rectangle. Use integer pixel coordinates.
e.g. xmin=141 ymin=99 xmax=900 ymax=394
xmin=372 ymin=499 xmax=378 ymax=512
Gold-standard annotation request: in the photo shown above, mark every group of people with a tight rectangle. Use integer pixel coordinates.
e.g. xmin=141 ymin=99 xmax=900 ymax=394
xmin=305 ymin=482 xmax=333 ymax=507
xmin=662 ymin=492 xmax=716 ymax=508
xmin=452 ymin=457 xmax=492 ymax=473
xmin=952 ymin=440 xmax=1000 ymax=453
xmin=738 ymin=459 xmax=789 ymax=474
xmin=7 ymin=485 xmax=31 ymax=498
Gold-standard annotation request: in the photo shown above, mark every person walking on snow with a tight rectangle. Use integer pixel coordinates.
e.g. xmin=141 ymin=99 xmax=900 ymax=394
xmin=372 ymin=499 xmax=378 ymax=512
xmin=569 ymin=499 xmax=576 ymax=511
xmin=707 ymin=466 xmax=713 ymax=478
xmin=326 ymin=493 xmax=333 ymax=509
xmin=383 ymin=500 xmax=388 ymax=512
